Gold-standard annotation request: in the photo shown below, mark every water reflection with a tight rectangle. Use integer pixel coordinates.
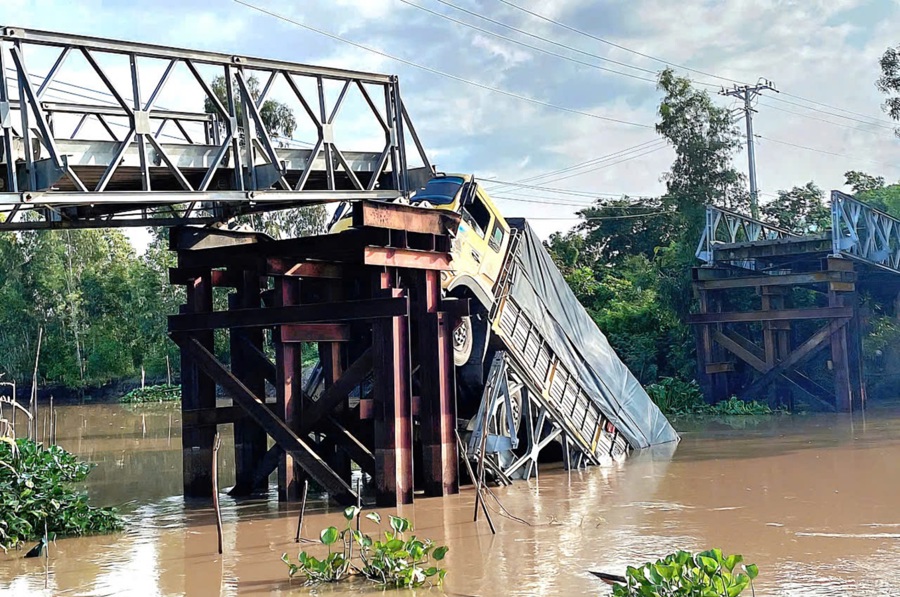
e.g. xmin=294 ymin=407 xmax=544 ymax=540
xmin=3 ymin=403 xmax=900 ymax=595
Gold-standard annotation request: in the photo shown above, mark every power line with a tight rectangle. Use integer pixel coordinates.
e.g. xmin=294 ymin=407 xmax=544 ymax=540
xmin=765 ymin=95 xmax=897 ymax=131
xmin=759 ymin=99 xmax=897 ymax=137
xmin=493 ymin=0 xmax=900 ymax=132
xmin=232 ymin=0 xmax=652 ymax=128
xmin=494 ymin=0 xmax=743 ymax=87
xmin=524 ymin=143 xmax=669 ymax=186
xmin=402 ymin=0 xmax=659 ymax=82
xmin=484 ymin=138 xmax=666 ymax=191
xmin=779 ymin=90 xmax=900 ymax=128
xmin=756 ymin=134 xmax=900 ymax=170
xmin=721 ymin=80 xmax=778 ymax=219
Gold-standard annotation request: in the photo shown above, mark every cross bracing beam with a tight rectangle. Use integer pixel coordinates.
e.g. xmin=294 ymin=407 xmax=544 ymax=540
xmin=0 ymin=26 xmax=434 ymax=231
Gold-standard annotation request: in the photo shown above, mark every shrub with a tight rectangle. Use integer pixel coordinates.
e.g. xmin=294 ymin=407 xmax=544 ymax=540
xmin=0 ymin=437 xmax=123 ymax=550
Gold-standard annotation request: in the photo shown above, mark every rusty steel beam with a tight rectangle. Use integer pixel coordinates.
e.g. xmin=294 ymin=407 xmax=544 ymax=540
xmin=280 ymin=324 xmax=351 ymax=343
xmin=169 ymin=267 xmax=243 ymax=287
xmin=273 ymin=276 xmax=304 ymax=501
xmin=373 ymin=276 xmax=414 ymax=506
xmin=687 ymin=306 xmax=853 ymax=325
xmin=180 ymin=271 xmax=216 ymax=498
xmin=266 ymin=258 xmax=345 ymax=278
xmin=351 ymin=200 xmax=460 ymax=236
xmin=172 ymin=335 xmax=357 ymax=504
xmin=364 ymin=246 xmax=452 ymax=270
xmin=300 ymin=349 xmax=373 ymax=436
xmin=415 ymin=270 xmax=458 ymax=497
xmin=168 ymin=296 xmax=409 ymax=332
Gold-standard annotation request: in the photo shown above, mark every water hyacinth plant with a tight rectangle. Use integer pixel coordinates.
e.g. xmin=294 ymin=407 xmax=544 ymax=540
xmin=0 ymin=437 xmax=123 ymax=550
xmin=609 ymin=549 xmax=758 ymax=597
xmin=282 ymin=506 xmax=448 ymax=589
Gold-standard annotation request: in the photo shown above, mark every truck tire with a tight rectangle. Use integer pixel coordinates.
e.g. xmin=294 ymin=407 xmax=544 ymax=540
xmin=458 ymin=310 xmax=489 ymax=396
xmin=453 ymin=316 xmax=473 ymax=367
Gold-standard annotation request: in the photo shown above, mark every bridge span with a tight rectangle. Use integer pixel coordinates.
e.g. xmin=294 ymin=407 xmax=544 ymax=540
xmin=691 ymin=193 xmax=900 ymax=411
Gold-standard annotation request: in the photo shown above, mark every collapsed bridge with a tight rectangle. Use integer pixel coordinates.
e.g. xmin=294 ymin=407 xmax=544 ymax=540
xmin=1 ymin=26 xmax=677 ymax=507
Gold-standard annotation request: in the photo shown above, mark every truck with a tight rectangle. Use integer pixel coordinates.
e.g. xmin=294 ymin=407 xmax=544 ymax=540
xmin=327 ymin=173 xmax=678 ymax=477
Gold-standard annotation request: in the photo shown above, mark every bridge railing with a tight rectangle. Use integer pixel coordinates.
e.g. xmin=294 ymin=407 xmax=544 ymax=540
xmin=0 ymin=26 xmax=433 ymax=230
xmin=831 ymin=191 xmax=900 ymax=273
xmin=695 ymin=205 xmax=797 ymax=265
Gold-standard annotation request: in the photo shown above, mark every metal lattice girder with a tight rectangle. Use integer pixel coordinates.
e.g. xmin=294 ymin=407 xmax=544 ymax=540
xmin=831 ymin=190 xmax=900 ymax=274
xmin=695 ymin=205 xmax=797 ymax=265
xmin=0 ymin=26 xmax=434 ymax=230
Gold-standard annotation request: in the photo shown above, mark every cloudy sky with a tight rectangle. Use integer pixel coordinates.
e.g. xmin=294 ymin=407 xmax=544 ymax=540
xmin=6 ymin=0 xmax=900 ymax=247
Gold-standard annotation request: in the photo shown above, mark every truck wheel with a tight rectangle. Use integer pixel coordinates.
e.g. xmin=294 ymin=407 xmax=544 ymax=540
xmin=453 ymin=316 xmax=473 ymax=366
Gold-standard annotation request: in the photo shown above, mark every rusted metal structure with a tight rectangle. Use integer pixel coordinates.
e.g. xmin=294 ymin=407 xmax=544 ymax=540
xmin=691 ymin=194 xmax=900 ymax=412
xmin=168 ymin=200 xmax=464 ymax=506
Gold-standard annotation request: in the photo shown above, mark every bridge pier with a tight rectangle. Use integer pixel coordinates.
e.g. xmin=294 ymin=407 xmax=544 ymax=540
xmin=168 ymin=201 xmax=463 ymax=506
xmin=691 ymin=256 xmax=866 ymax=412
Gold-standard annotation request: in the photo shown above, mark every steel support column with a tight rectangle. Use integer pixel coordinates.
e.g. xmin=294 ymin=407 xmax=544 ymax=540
xmin=373 ymin=272 xmax=413 ymax=506
xmin=180 ymin=271 xmax=216 ymax=498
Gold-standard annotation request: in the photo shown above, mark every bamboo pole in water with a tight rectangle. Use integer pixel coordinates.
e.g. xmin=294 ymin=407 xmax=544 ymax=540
xmin=454 ymin=429 xmax=495 ymax=534
xmin=212 ymin=432 xmax=223 ymax=555
xmin=30 ymin=327 xmax=43 ymax=441
xmin=294 ymin=479 xmax=309 ymax=543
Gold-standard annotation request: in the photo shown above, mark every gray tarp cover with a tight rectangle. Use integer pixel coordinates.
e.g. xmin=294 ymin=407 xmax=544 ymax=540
xmin=506 ymin=219 xmax=679 ymax=449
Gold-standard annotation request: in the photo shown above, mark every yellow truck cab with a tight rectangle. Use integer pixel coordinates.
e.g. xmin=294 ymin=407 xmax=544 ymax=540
xmin=327 ymin=173 xmax=511 ymax=371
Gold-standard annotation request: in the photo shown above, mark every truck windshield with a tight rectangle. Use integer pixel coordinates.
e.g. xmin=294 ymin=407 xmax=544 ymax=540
xmin=412 ymin=176 xmax=464 ymax=205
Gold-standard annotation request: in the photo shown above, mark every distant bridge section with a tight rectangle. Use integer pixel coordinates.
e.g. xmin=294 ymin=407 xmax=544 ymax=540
xmin=691 ymin=192 xmax=900 ymax=413
xmin=697 ymin=192 xmax=900 ymax=277
xmin=0 ymin=26 xmax=432 ymax=230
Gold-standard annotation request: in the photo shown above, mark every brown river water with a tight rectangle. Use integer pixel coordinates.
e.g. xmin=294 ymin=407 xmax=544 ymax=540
xmin=3 ymin=402 xmax=900 ymax=596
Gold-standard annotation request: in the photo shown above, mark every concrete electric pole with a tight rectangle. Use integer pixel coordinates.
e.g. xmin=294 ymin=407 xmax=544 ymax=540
xmin=720 ymin=79 xmax=777 ymax=220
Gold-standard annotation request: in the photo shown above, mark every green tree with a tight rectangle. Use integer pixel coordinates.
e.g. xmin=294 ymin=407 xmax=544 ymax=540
xmin=656 ymin=67 xmax=747 ymax=240
xmin=205 ymin=74 xmax=297 ymax=139
xmin=762 ymin=182 xmax=831 ymax=234
xmin=877 ymin=44 xmax=900 ymax=134
xmin=843 ymin=170 xmax=900 ymax=217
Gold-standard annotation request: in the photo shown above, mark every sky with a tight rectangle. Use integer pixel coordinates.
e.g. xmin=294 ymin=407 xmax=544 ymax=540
xmin=5 ymin=0 xmax=900 ymax=249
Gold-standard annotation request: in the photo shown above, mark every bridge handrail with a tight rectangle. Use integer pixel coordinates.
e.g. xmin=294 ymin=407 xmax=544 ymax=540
xmin=696 ymin=205 xmax=797 ymax=264
xmin=831 ymin=190 xmax=900 ymax=272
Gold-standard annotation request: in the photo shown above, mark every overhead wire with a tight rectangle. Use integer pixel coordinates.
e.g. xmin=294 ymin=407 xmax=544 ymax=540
xmin=231 ymin=0 xmax=652 ymax=128
xmin=400 ymin=0 xmax=659 ymax=82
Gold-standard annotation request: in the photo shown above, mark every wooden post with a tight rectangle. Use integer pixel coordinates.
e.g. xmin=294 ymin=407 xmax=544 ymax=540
xmin=416 ymin=270 xmax=458 ymax=497
xmin=181 ymin=271 xmax=216 ymax=498
xmin=373 ymin=271 xmax=413 ymax=506
xmin=829 ymin=289 xmax=853 ymax=412
xmin=275 ymin=275 xmax=304 ymax=501
xmin=229 ymin=269 xmax=269 ymax=496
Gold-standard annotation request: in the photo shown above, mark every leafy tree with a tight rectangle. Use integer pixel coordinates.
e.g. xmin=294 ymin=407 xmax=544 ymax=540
xmin=205 ymin=74 xmax=297 ymax=139
xmin=203 ymin=75 xmax=326 ymax=239
xmin=877 ymin=45 xmax=900 ymax=134
xmin=843 ymin=170 xmax=900 ymax=217
xmin=761 ymin=182 xmax=831 ymax=234
xmin=656 ymin=67 xmax=747 ymax=239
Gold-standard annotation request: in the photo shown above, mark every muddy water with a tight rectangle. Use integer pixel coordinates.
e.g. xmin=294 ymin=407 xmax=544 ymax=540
xmin=3 ymin=403 xmax=900 ymax=596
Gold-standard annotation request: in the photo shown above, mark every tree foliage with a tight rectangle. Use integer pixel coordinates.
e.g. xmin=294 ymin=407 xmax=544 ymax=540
xmin=205 ymin=74 xmax=297 ymax=139
xmin=877 ymin=45 xmax=900 ymax=134
xmin=761 ymin=181 xmax=830 ymax=234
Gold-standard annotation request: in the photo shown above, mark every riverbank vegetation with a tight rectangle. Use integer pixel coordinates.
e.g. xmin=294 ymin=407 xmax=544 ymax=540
xmin=0 ymin=437 xmax=122 ymax=551
xmin=120 ymin=384 xmax=181 ymax=404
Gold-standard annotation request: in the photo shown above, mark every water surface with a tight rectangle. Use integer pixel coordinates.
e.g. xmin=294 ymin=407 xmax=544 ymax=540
xmin=2 ymin=402 xmax=900 ymax=596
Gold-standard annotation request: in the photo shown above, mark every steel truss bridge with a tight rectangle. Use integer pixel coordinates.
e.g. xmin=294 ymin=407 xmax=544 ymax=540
xmin=0 ymin=26 xmax=432 ymax=231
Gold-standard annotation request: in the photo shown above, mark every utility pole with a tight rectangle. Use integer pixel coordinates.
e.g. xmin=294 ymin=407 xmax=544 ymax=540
xmin=720 ymin=79 xmax=778 ymax=220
